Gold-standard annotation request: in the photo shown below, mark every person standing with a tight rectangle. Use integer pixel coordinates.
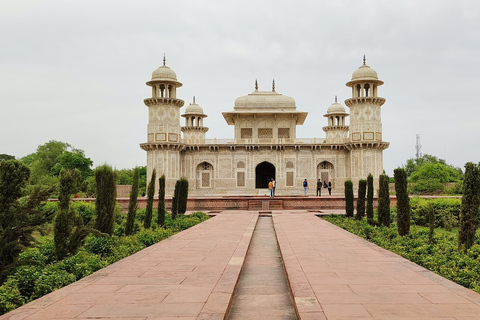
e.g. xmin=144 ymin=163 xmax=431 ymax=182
xmin=268 ymin=179 xmax=274 ymax=198
xmin=316 ymin=179 xmax=322 ymax=196
xmin=328 ymin=181 xmax=332 ymax=195
xmin=303 ymin=179 xmax=308 ymax=196
xmin=272 ymin=178 xmax=276 ymax=197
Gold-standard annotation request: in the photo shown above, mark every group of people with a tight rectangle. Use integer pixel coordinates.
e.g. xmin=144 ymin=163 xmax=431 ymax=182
xmin=303 ymin=179 xmax=332 ymax=196
xmin=268 ymin=178 xmax=332 ymax=197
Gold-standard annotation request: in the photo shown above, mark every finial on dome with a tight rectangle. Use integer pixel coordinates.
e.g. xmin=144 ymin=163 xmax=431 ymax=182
xmin=193 ymin=95 xmax=195 ymax=104
xmin=363 ymin=55 xmax=366 ymax=65
xmin=272 ymin=79 xmax=275 ymax=92
xmin=335 ymin=95 xmax=337 ymax=103
xmin=163 ymin=54 xmax=166 ymax=66
xmin=255 ymin=79 xmax=258 ymax=91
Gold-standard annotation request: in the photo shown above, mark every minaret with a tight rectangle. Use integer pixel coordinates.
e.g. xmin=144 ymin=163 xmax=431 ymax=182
xmin=181 ymin=96 xmax=209 ymax=144
xmin=345 ymin=56 xmax=389 ymax=184
xmin=140 ymin=57 xmax=184 ymax=192
xmin=323 ymin=96 xmax=349 ymax=144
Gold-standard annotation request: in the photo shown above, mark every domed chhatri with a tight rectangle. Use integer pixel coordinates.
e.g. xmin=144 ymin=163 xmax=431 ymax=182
xmin=347 ymin=55 xmax=384 ymax=86
xmin=148 ymin=55 xmax=182 ymax=87
xmin=141 ymin=57 xmax=389 ymax=197
xmin=185 ymin=99 xmax=204 ymax=115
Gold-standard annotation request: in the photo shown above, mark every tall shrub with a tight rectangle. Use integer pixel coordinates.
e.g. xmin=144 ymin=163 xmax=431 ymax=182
xmin=144 ymin=169 xmax=156 ymax=229
xmin=344 ymin=180 xmax=354 ymax=218
xmin=356 ymin=180 xmax=366 ymax=220
xmin=157 ymin=175 xmax=166 ymax=227
xmin=458 ymin=162 xmax=480 ymax=251
xmin=394 ymin=168 xmax=410 ymax=236
xmin=125 ymin=167 xmax=139 ymax=236
xmin=0 ymin=160 xmax=54 ymax=283
xmin=178 ymin=178 xmax=189 ymax=215
xmin=366 ymin=174 xmax=374 ymax=225
xmin=377 ymin=174 xmax=391 ymax=227
xmin=171 ymin=179 xmax=181 ymax=220
xmin=94 ymin=165 xmax=116 ymax=235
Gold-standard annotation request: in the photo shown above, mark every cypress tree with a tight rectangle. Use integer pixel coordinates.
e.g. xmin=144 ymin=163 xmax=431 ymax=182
xmin=366 ymin=174 xmax=374 ymax=225
xmin=144 ymin=169 xmax=156 ymax=229
xmin=157 ymin=174 xmax=166 ymax=227
xmin=344 ymin=180 xmax=354 ymax=218
xmin=458 ymin=162 xmax=480 ymax=251
xmin=394 ymin=168 xmax=410 ymax=236
xmin=171 ymin=179 xmax=181 ymax=220
xmin=125 ymin=167 xmax=139 ymax=236
xmin=178 ymin=178 xmax=189 ymax=215
xmin=356 ymin=180 xmax=366 ymax=220
xmin=95 ymin=164 xmax=117 ymax=235
xmin=0 ymin=160 xmax=55 ymax=283
xmin=428 ymin=203 xmax=435 ymax=244
xmin=377 ymin=174 xmax=391 ymax=227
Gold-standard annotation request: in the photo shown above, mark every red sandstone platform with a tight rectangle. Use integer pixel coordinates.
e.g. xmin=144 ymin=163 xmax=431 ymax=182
xmin=3 ymin=211 xmax=480 ymax=320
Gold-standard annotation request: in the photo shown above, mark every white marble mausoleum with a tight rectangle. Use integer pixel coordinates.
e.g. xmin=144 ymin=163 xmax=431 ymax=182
xmin=140 ymin=57 xmax=389 ymax=196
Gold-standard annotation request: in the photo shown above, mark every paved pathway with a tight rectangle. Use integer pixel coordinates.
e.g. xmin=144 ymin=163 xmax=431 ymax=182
xmin=3 ymin=211 xmax=480 ymax=320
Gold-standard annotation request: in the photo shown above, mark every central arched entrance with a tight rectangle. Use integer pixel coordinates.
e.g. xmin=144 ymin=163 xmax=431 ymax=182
xmin=255 ymin=161 xmax=275 ymax=188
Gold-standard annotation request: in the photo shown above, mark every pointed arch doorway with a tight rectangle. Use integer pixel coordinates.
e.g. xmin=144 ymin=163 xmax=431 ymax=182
xmin=255 ymin=161 xmax=275 ymax=188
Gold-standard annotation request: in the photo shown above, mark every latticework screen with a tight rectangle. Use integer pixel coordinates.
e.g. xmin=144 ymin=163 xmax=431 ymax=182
xmin=202 ymin=172 xmax=210 ymax=188
xmin=237 ymin=172 xmax=245 ymax=187
xmin=286 ymin=172 xmax=294 ymax=186
xmin=278 ymin=128 xmax=290 ymax=138
xmin=258 ymin=128 xmax=272 ymax=139
xmin=241 ymin=128 xmax=252 ymax=139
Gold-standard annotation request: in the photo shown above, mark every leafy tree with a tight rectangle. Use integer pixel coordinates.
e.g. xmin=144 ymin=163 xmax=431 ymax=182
xmin=394 ymin=168 xmax=410 ymax=236
xmin=344 ymin=180 xmax=354 ymax=218
xmin=171 ymin=179 xmax=181 ymax=220
xmin=178 ymin=178 xmax=189 ymax=215
xmin=157 ymin=175 xmax=166 ymax=227
xmin=410 ymin=163 xmax=460 ymax=183
xmin=21 ymin=140 xmax=70 ymax=181
xmin=54 ymin=169 xmax=98 ymax=259
xmin=356 ymin=180 xmax=366 ymax=220
xmin=144 ymin=169 xmax=156 ymax=229
xmin=458 ymin=162 xmax=480 ymax=251
xmin=94 ymin=165 xmax=116 ymax=235
xmin=377 ymin=174 xmax=391 ymax=227
xmin=0 ymin=160 xmax=55 ymax=283
xmin=50 ymin=150 xmax=93 ymax=181
xmin=125 ymin=168 xmax=139 ymax=236
xmin=404 ymin=154 xmax=462 ymax=179
xmin=366 ymin=174 xmax=374 ymax=225
xmin=0 ymin=154 xmax=14 ymax=161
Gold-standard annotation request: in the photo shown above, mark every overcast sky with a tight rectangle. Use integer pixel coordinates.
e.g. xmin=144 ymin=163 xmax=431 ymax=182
xmin=1 ymin=0 xmax=479 ymax=175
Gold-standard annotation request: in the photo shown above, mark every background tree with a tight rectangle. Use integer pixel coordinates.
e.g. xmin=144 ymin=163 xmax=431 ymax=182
xmin=178 ymin=178 xmax=189 ymax=215
xmin=94 ymin=165 xmax=116 ymax=235
xmin=356 ymin=180 xmax=366 ymax=220
xmin=344 ymin=180 xmax=354 ymax=218
xmin=366 ymin=174 xmax=374 ymax=225
xmin=54 ymin=168 xmax=98 ymax=259
xmin=157 ymin=175 xmax=166 ymax=227
xmin=144 ymin=169 xmax=156 ymax=229
xmin=0 ymin=154 xmax=15 ymax=161
xmin=125 ymin=167 xmax=139 ymax=236
xmin=50 ymin=149 xmax=93 ymax=181
xmin=377 ymin=174 xmax=391 ymax=227
xmin=0 ymin=160 xmax=55 ymax=283
xmin=394 ymin=168 xmax=411 ymax=236
xmin=171 ymin=179 xmax=181 ymax=220
xmin=458 ymin=162 xmax=480 ymax=251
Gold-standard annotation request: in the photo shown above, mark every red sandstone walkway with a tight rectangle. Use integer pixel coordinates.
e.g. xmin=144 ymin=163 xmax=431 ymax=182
xmin=3 ymin=211 xmax=480 ymax=320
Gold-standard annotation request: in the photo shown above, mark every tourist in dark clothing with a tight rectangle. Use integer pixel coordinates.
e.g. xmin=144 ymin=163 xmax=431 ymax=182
xmin=316 ymin=179 xmax=322 ymax=196
xmin=328 ymin=181 xmax=332 ymax=195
